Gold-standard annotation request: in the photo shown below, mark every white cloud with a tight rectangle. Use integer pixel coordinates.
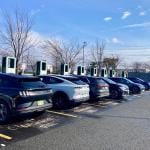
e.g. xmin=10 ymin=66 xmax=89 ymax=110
xmin=122 ymin=22 xmax=150 ymax=29
xmin=112 ymin=37 xmax=120 ymax=44
xmin=30 ymin=9 xmax=41 ymax=16
xmin=139 ymin=11 xmax=146 ymax=16
xmin=121 ymin=11 xmax=131 ymax=20
xmin=104 ymin=17 xmax=112 ymax=21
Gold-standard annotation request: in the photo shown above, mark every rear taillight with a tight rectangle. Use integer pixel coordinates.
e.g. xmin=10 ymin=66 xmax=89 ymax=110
xmin=19 ymin=91 xmax=30 ymax=96
xmin=97 ymin=84 xmax=108 ymax=89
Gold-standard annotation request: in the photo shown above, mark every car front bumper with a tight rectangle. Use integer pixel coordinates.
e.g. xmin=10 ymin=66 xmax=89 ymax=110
xmin=122 ymin=90 xmax=130 ymax=96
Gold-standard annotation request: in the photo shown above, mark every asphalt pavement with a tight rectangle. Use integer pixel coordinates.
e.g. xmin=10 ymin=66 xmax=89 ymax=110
xmin=1 ymin=91 xmax=150 ymax=150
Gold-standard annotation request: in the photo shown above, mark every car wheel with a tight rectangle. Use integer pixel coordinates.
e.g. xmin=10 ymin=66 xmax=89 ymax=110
xmin=52 ymin=94 xmax=69 ymax=109
xmin=132 ymin=87 xmax=140 ymax=94
xmin=145 ymin=85 xmax=149 ymax=90
xmin=0 ymin=101 xmax=10 ymax=124
xmin=111 ymin=90 xmax=120 ymax=99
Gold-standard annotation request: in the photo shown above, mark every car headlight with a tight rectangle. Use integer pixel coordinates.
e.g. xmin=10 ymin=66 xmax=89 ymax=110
xmin=47 ymin=89 xmax=53 ymax=94
xmin=119 ymin=86 xmax=126 ymax=91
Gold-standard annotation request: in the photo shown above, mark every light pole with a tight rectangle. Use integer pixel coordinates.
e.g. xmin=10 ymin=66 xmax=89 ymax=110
xmin=82 ymin=41 xmax=87 ymax=66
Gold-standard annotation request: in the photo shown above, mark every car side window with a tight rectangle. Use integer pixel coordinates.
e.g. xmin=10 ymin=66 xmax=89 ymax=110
xmin=43 ymin=77 xmax=63 ymax=84
xmin=49 ymin=77 xmax=63 ymax=84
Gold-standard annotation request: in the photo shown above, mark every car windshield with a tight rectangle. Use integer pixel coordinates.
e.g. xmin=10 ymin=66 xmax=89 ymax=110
xmin=137 ymin=78 xmax=144 ymax=82
xmin=19 ymin=78 xmax=46 ymax=89
xmin=124 ymin=78 xmax=134 ymax=84
xmin=96 ymin=78 xmax=107 ymax=84
xmin=102 ymin=78 xmax=116 ymax=84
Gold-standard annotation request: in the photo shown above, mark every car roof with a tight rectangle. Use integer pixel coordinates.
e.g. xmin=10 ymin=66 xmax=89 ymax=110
xmin=110 ymin=77 xmax=123 ymax=79
xmin=0 ymin=73 xmax=38 ymax=79
xmin=55 ymin=75 xmax=78 ymax=79
xmin=76 ymin=75 xmax=100 ymax=79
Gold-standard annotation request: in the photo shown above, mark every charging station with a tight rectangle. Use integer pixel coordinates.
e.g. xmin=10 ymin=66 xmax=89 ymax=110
xmin=101 ymin=68 xmax=108 ymax=77
xmin=2 ymin=57 xmax=16 ymax=74
xmin=61 ymin=64 xmax=69 ymax=75
xmin=122 ymin=71 xmax=128 ymax=78
xmin=77 ymin=66 xmax=85 ymax=75
xmin=109 ymin=69 xmax=116 ymax=77
xmin=90 ymin=67 xmax=97 ymax=76
xmin=36 ymin=61 xmax=47 ymax=75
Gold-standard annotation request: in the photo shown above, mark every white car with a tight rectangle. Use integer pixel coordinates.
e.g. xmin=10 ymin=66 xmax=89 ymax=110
xmin=39 ymin=75 xmax=89 ymax=109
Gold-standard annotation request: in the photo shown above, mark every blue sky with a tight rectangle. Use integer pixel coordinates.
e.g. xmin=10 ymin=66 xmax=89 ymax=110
xmin=0 ymin=0 xmax=150 ymax=63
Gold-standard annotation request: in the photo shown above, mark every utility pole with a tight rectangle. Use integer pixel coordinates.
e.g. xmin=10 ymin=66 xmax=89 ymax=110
xmin=82 ymin=41 xmax=87 ymax=66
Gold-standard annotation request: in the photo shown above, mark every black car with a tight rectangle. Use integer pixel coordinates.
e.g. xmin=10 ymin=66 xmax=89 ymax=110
xmin=100 ymin=77 xmax=129 ymax=99
xmin=74 ymin=75 xmax=109 ymax=100
xmin=128 ymin=77 xmax=150 ymax=90
xmin=0 ymin=73 xmax=53 ymax=123
xmin=110 ymin=77 xmax=145 ymax=94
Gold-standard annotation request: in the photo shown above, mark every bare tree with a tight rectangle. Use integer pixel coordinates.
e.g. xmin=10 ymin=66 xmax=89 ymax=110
xmin=132 ymin=62 xmax=142 ymax=72
xmin=141 ymin=62 xmax=150 ymax=71
xmin=0 ymin=8 xmax=34 ymax=73
xmin=91 ymin=40 xmax=105 ymax=76
xmin=103 ymin=55 xmax=121 ymax=71
xmin=24 ymin=51 xmax=37 ymax=74
xmin=43 ymin=39 xmax=82 ymax=73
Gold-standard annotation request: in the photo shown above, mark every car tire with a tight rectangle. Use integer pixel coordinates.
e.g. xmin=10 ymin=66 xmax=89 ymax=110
xmin=52 ymin=94 xmax=69 ymax=109
xmin=145 ymin=85 xmax=149 ymax=90
xmin=0 ymin=101 xmax=10 ymax=124
xmin=111 ymin=90 xmax=120 ymax=99
xmin=132 ymin=87 xmax=140 ymax=94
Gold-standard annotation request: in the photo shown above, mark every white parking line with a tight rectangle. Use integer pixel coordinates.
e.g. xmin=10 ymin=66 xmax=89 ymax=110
xmin=73 ymin=106 xmax=93 ymax=112
xmin=46 ymin=110 xmax=80 ymax=118
xmin=0 ymin=144 xmax=6 ymax=147
xmin=0 ymin=134 xmax=12 ymax=140
xmin=82 ymin=103 xmax=102 ymax=107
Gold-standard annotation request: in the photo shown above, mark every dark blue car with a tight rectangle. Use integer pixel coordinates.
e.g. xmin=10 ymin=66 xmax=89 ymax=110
xmin=100 ymin=77 xmax=129 ymax=99
xmin=128 ymin=77 xmax=150 ymax=90
xmin=110 ymin=77 xmax=145 ymax=94
xmin=0 ymin=73 xmax=53 ymax=123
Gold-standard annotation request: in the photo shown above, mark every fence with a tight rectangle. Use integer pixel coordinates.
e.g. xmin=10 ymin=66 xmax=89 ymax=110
xmin=128 ymin=72 xmax=150 ymax=82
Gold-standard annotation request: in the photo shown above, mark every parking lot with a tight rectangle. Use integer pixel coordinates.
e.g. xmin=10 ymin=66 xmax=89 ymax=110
xmin=0 ymin=91 xmax=150 ymax=149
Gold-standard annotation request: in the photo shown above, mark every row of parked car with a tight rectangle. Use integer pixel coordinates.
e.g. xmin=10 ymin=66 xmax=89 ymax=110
xmin=0 ymin=73 xmax=149 ymax=123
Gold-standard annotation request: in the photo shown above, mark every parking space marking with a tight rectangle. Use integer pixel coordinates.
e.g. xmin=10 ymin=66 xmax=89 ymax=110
xmin=73 ymin=106 xmax=93 ymax=112
xmin=46 ymin=110 xmax=80 ymax=118
xmin=102 ymin=101 xmax=113 ymax=105
xmin=111 ymin=102 xmax=119 ymax=106
xmin=0 ymin=134 xmax=12 ymax=140
xmin=85 ymin=109 xmax=97 ymax=113
xmin=82 ymin=103 xmax=103 ymax=107
xmin=0 ymin=143 xmax=6 ymax=147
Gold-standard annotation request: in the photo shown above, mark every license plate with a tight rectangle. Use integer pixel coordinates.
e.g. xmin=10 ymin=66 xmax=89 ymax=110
xmin=37 ymin=100 xmax=44 ymax=106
